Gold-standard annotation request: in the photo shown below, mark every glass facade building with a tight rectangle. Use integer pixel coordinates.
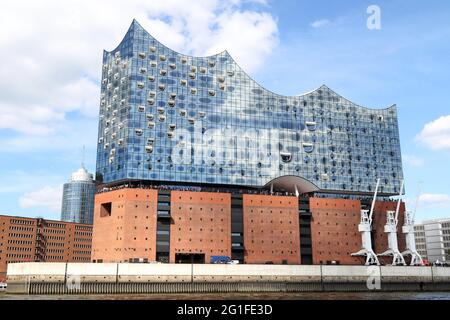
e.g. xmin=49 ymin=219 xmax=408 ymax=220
xmin=61 ymin=166 xmax=96 ymax=225
xmin=96 ymin=20 xmax=404 ymax=196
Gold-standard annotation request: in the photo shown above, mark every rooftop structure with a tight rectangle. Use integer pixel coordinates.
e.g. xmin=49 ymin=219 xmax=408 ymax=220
xmin=61 ymin=165 xmax=96 ymax=224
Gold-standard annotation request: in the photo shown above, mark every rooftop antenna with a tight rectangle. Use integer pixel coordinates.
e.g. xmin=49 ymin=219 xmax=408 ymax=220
xmin=378 ymin=179 xmax=406 ymax=265
xmin=351 ymin=178 xmax=381 ymax=266
xmin=81 ymin=145 xmax=85 ymax=169
xmin=401 ymin=181 xmax=423 ymax=265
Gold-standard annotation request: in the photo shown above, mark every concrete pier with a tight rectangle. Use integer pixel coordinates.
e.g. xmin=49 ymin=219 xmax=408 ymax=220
xmin=6 ymin=263 xmax=450 ymax=294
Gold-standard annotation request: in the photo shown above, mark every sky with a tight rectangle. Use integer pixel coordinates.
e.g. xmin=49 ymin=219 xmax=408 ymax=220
xmin=0 ymin=0 xmax=449 ymax=223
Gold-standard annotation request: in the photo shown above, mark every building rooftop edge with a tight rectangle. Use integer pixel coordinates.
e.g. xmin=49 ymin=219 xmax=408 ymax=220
xmin=104 ymin=19 xmax=396 ymax=111
xmin=0 ymin=214 xmax=93 ymax=227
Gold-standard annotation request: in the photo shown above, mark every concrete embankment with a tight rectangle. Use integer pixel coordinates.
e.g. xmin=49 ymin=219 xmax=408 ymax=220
xmin=6 ymin=263 xmax=450 ymax=294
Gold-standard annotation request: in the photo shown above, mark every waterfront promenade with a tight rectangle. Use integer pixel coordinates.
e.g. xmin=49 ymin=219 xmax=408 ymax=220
xmin=6 ymin=263 xmax=450 ymax=294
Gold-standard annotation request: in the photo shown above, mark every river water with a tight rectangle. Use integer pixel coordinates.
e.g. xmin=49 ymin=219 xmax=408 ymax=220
xmin=1 ymin=291 xmax=450 ymax=300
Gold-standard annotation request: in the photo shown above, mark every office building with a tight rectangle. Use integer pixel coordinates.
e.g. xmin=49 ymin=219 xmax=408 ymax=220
xmin=61 ymin=165 xmax=96 ymax=224
xmin=415 ymin=219 xmax=450 ymax=263
xmin=0 ymin=215 xmax=92 ymax=280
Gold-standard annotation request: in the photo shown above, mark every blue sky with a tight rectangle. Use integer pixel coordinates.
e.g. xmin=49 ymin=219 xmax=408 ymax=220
xmin=0 ymin=0 xmax=449 ymax=222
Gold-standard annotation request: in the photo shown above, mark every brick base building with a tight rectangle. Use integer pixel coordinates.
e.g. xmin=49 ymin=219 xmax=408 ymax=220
xmin=91 ymin=186 xmax=406 ymax=265
xmin=0 ymin=215 xmax=92 ymax=281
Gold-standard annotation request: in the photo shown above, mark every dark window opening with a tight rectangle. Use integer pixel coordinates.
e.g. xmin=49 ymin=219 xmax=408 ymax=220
xmin=175 ymin=253 xmax=205 ymax=264
xmin=100 ymin=202 xmax=112 ymax=217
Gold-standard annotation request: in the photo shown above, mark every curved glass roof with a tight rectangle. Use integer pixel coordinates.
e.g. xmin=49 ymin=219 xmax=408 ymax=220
xmin=96 ymin=20 xmax=404 ymax=196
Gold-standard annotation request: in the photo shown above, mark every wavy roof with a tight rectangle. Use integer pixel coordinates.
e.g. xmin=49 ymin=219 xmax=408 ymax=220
xmin=106 ymin=19 xmax=395 ymax=112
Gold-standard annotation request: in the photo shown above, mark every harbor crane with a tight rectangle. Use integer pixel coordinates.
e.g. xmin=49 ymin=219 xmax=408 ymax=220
xmin=351 ymin=179 xmax=381 ymax=266
xmin=378 ymin=179 xmax=406 ymax=265
xmin=401 ymin=184 xmax=423 ymax=266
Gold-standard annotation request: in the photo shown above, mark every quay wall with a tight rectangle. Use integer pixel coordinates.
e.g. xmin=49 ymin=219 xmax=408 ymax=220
xmin=6 ymin=263 xmax=450 ymax=294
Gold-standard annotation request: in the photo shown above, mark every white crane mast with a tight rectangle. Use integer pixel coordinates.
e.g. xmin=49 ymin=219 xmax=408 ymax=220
xmin=401 ymin=184 xmax=423 ymax=266
xmin=378 ymin=179 xmax=406 ymax=265
xmin=351 ymin=179 xmax=381 ymax=266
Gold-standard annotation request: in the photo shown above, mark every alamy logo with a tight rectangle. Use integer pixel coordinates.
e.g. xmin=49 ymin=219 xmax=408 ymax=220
xmin=66 ymin=275 xmax=81 ymax=291
xmin=367 ymin=5 xmax=381 ymax=30
xmin=366 ymin=266 xmax=381 ymax=290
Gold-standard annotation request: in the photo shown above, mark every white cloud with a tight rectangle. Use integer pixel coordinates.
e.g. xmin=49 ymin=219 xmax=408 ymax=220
xmin=0 ymin=0 xmax=278 ymax=140
xmin=419 ymin=193 xmax=450 ymax=209
xmin=416 ymin=115 xmax=450 ymax=151
xmin=310 ymin=19 xmax=331 ymax=29
xmin=19 ymin=185 xmax=63 ymax=213
xmin=402 ymin=154 xmax=424 ymax=167
xmin=0 ymin=116 xmax=97 ymax=153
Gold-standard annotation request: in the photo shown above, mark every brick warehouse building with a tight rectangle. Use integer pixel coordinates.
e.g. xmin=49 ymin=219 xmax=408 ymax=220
xmin=92 ymin=20 xmax=407 ymax=265
xmin=92 ymin=187 xmax=406 ymax=265
xmin=0 ymin=215 xmax=92 ymax=280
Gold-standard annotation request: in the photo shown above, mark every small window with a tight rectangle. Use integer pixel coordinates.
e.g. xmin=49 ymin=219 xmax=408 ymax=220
xmin=145 ymin=145 xmax=153 ymax=153
xmin=280 ymin=152 xmax=292 ymax=163
xmin=303 ymin=143 xmax=314 ymax=153
xmin=305 ymin=121 xmax=316 ymax=131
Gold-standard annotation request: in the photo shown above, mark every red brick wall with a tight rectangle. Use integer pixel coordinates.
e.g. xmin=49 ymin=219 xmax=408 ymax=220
xmin=243 ymin=195 xmax=300 ymax=264
xmin=310 ymin=198 xmax=407 ymax=265
xmin=91 ymin=189 xmax=158 ymax=263
xmin=170 ymin=191 xmax=231 ymax=263
xmin=0 ymin=215 xmax=92 ymax=278
xmin=71 ymin=225 xmax=92 ymax=262
xmin=0 ymin=216 xmax=36 ymax=278
xmin=309 ymin=197 xmax=362 ymax=265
